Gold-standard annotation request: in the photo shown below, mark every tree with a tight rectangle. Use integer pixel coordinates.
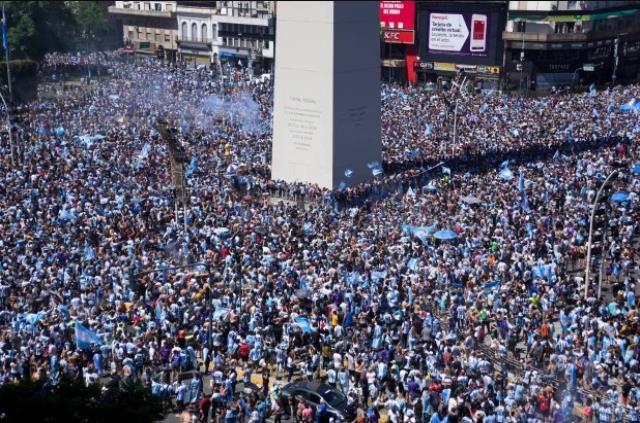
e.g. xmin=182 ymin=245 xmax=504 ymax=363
xmin=2 ymin=1 xmax=111 ymax=60
xmin=0 ymin=378 xmax=171 ymax=423
xmin=69 ymin=1 xmax=108 ymax=37
xmin=3 ymin=1 xmax=77 ymax=59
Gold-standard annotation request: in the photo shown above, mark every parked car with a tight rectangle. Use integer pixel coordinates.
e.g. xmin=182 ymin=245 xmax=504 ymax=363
xmin=281 ymin=381 xmax=354 ymax=421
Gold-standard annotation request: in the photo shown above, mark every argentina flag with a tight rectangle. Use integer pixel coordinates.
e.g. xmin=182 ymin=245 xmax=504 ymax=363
xmin=75 ymin=322 xmax=102 ymax=350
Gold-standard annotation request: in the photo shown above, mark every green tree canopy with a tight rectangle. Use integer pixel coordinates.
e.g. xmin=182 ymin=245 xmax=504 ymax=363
xmin=3 ymin=1 xmax=111 ymax=60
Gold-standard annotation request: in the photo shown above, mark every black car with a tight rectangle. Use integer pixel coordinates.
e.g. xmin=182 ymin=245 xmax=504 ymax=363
xmin=281 ymin=381 xmax=354 ymax=421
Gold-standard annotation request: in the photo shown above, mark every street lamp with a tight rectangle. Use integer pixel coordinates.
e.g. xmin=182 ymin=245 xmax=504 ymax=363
xmin=584 ymin=169 xmax=620 ymax=300
xmin=572 ymin=62 xmax=604 ymax=90
xmin=0 ymin=89 xmax=14 ymax=167
xmin=449 ymin=73 xmax=468 ymax=155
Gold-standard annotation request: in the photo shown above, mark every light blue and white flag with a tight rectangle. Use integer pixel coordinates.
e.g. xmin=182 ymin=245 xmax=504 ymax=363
xmin=75 ymin=322 xmax=102 ymax=350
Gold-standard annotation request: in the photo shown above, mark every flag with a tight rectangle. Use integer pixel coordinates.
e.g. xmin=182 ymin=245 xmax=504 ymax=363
xmin=518 ymin=169 xmax=525 ymax=192
xmin=500 ymin=160 xmax=510 ymax=170
xmin=499 ymin=168 xmax=514 ymax=181
xmin=139 ymin=142 xmax=151 ymax=160
xmin=75 ymin=322 xmax=102 ymax=350
xmin=406 ymin=186 xmax=416 ymax=198
xmin=184 ymin=157 xmax=197 ymax=177
xmin=589 ymin=83 xmax=596 ymax=97
xmin=293 ymin=316 xmax=314 ymax=333
xmin=441 ymin=166 xmax=451 ymax=175
xmin=83 ymin=242 xmax=95 ymax=261
xmin=553 ymin=150 xmax=560 ymax=161
xmin=2 ymin=5 xmax=7 ymax=51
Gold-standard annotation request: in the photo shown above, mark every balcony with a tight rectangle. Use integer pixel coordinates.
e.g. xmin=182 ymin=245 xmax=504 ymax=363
xmin=108 ymin=5 xmax=175 ymax=19
xmin=502 ymin=31 xmax=588 ymax=43
xmin=177 ymin=35 xmax=212 ymax=50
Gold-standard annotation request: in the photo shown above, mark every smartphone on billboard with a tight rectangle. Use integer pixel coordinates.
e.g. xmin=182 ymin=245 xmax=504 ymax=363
xmin=470 ymin=14 xmax=487 ymax=52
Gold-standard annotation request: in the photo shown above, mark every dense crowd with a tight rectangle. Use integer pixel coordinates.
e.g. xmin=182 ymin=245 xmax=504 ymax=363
xmin=0 ymin=52 xmax=639 ymax=423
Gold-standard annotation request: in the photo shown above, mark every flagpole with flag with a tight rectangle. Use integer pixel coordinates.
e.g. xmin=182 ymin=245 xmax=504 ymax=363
xmin=2 ymin=2 xmax=12 ymax=102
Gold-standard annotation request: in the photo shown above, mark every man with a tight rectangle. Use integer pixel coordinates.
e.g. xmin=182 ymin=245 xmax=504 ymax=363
xmin=198 ymin=394 xmax=212 ymax=423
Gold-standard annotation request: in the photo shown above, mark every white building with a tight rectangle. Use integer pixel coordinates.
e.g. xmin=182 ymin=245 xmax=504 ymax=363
xmin=176 ymin=1 xmax=218 ymax=65
xmin=176 ymin=1 xmax=275 ymax=72
xmin=108 ymin=1 xmax=178 ymax=60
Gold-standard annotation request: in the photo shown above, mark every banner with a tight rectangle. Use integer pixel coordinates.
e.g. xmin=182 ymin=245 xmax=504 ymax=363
xmin=380 ymin=1 xmax=415 ymax=44
xmin=418 ymin=2 xmax=507 ymax=67
xmin=75 ymin=323 xmax=102 ymax=350
xmin=428 ymin=12 xmax=491 ymax=58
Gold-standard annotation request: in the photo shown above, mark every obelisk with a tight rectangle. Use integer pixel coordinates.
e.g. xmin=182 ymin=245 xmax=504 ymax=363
xmin=272 ymin=1 xmax=381 ymax=190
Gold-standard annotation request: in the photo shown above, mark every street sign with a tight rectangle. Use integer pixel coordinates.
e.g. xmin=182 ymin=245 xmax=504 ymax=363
xmin=583 ymin=63 xmax=595 ymax=71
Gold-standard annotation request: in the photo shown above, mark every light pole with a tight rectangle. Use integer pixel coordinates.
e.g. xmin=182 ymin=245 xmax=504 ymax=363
xmin=571 ymin=67 xmax=583 ymax=90
xmin=0 ymin=88 xmax=14 ymax=167
xmin=572 ymin=62 xmax=604 ymax=90
xmin=584 ymin=169 xmax=619 ymax=300
xmin=450 ymin=74 xmax=468 ymax=151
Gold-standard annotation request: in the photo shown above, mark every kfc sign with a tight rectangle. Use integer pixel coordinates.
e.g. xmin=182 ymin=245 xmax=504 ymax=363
xmin=382 ymin=29 xmax=415 ymax=44
xmin=380 ymin=1 xmax=415 ymax=44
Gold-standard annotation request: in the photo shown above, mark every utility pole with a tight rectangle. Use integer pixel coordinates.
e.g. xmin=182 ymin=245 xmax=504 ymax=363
xmin=0 ymin=88 xmax=13 ymax=167
xmin=2 ymin=3 xmax=12 ymax=103
xmin=612 ymin=37 xmax=619 ymax=84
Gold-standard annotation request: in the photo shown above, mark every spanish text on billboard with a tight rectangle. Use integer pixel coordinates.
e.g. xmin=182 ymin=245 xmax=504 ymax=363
xmin=418 ymin=4 xmax=505 ymax=67
xmin=379 ymin=1 xmax=415 ymax=30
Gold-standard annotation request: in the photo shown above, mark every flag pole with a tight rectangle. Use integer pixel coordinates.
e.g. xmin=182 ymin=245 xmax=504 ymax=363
xmin=2 ymin=2 xmax=12 ymax=102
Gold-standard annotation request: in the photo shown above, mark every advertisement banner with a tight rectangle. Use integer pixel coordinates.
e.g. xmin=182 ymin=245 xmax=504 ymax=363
xmin=428 ymin=12 xmax=491 ymax=58
xmin=382 ymin=29 xmax=415 ymax=44
xmin=380 ymin=1 xmax=415 ymax=30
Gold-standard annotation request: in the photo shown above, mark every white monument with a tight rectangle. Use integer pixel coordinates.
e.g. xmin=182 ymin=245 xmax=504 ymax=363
xmin=271 ymin=1 xmax=381 ymax=190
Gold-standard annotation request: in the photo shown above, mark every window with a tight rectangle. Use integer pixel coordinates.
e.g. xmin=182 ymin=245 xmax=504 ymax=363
xmin=212 ymin=24 xmax=217 ymax=39
xmin=165 ymin=34 xmax=170 ymax=43
xmin=128 ymin=30 xmax=134 ymax=40
xmin=146 ymin=32 xmax=152 ymax=40
xmin=201 ymin=24 xmax=208 ymax=41
xmin=155 ymin=3 xmax=162 ymax=11
xmin=181 ymin=22 xmax=188 ymax=40
xmin=191 ymin=22 xmax=198 ymax=41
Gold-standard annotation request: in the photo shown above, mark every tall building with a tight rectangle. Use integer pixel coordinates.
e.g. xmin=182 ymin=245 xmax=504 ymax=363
xmin=176 ymin=1 xmax=275 ymax=73
xmin=176 ymin=1 xmax=218 ymax=65
xmin=504 ymin=1 xmax=640 ymax=90
xmin=108 ymin=1 xmax=178 ymax=60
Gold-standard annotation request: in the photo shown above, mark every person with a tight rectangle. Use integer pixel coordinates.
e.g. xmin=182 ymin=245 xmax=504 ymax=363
xmin=262 ymin=368 xmax=270 ymax=399
xmin=198 ymin=394 xmax=212 ymax=423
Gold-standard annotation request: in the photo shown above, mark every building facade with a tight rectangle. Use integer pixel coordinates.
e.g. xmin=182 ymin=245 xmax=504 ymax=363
xmin=215 ymin=1 xmax=275 ymax=73
xmin=504 ymin=1 xmax=640 ymax=91
xmin=176 ymin=1 xmax=218 ymax=65
xmin=380 ymin=1 xmax=418 ymax=85
xmin=108 ymin=1 xmax=178 ymax=60
xmin=175 ymin=1 xmax=275 ymax=73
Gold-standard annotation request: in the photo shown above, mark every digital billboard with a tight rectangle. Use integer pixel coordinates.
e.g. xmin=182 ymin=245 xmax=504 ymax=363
xmin=418 ymin=2 xmax=506 ymax=66
xmin=380 ymin=1 xmax=415 ymax=44
xmin=428 ymin=12 xmax=492 ymax=58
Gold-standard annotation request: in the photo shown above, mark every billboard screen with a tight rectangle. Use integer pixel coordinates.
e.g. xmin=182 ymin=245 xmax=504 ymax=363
xmin=418 ymin=3 xmax=506 ymax=66
xmin=428 ymin=12 xmax=492 ymax=58
xmin=380 ymin=1 xmax=415 ymax=44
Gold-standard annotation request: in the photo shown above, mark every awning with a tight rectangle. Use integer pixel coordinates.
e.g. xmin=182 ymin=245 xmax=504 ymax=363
xmin=219 ymin=52 xmax=236 ymax=58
